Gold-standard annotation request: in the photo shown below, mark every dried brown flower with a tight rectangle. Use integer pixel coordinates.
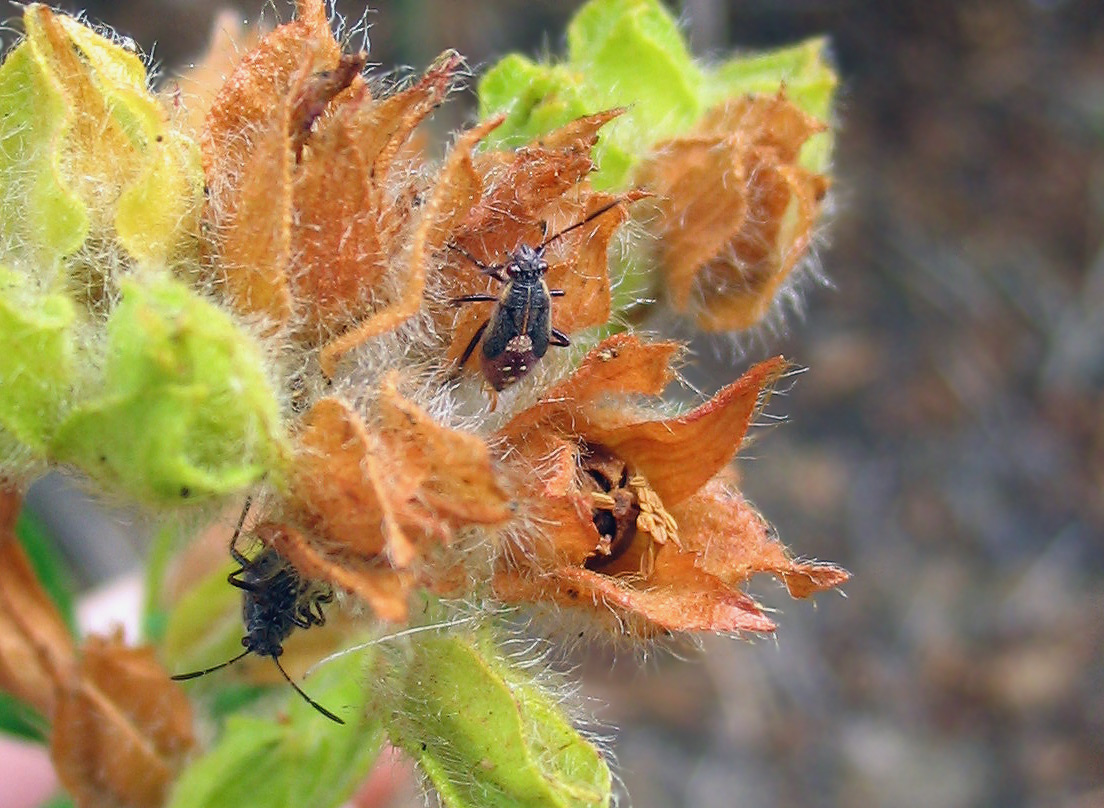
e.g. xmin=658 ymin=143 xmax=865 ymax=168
xmin=639 ymin=91 xmax=830 ymax=331
xmin=259 ymin=377 xmax=511 ymax=621
xmin=0 ymin=488 xmax=194 ymax=808
xmin=199 ymin=0 xmax=461 ymax=373
xmin=491 ymin=336 xmax=849 ymax=636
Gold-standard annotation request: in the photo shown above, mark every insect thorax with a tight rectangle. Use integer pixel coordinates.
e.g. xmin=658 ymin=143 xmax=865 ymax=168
xmin=507 ymin=244 xmax=547 ymax=279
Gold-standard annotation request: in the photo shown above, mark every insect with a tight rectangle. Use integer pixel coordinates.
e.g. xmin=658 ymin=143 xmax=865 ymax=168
xmin=171 ymin=500 xmax=344 ymax=724
xmin=449 ymin=198 xmax=627 ymax=391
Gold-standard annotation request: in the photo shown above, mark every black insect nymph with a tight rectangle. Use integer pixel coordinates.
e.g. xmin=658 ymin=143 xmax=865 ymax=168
xmin=449 ymin=198 xmax=626 ymax=391
xmin=171 ymin=500 xmax=343 ymax=724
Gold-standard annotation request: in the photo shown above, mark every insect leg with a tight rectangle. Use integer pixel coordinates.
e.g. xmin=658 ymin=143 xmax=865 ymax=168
xmin=228 ymin=496 xmax=254 ymax=567
xmin=550 ymin=328 xmax=571 ymax=347
xmin=449 ymin=294 xmax=499 ymax=306
xmin=227 ymin=570 xmax=259 ymax=592
xmin=455 ymin=319 xmax=490 ymax=371
xmin=447 ymin=242 xmax=508 ymax=282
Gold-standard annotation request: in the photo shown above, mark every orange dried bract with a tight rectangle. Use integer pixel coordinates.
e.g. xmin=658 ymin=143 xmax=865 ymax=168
xmin=285 ymin=383 xmax=510 ymax=618
xmin=376 ymin=376 xmax=512 ymax=530
xmin=640 ymin=91 xmax=829 ymax=331
xmin=202 ymin=0 xmax=339 ymax=176
xmin=51 ymin=634 xmax=194 ymax=808
xmin=676 ymin=478 xmax=851 ymax=598
xmin=295 ymin=51 xmax=461 ymax=344
xmin=201 ymin=0 xmax=462 ymax=358
xmin=293 ymin=396 xmax=395 ymax=561
xmin=0 ymin=491 xmax=195 ymax=806
xmin=258 ymin=522 xmax=410 ymax=622
xmin=499 ymin=334 xmax=681 ymax=441
xmin=585 ymin=355 xmax=788 ymax=505
xmin=318 ymin=113 xmax=502 ymax=377
xmin=0 ymin=488 xmax=75 ymax=716
xmin=172 ymin=11 xmax=264 ymax=140
xmin=201 ymin=0 xmax=339 ymax=324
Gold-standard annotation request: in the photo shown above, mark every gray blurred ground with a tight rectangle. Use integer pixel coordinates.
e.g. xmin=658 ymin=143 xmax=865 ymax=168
xmin=19 ymin=1 xmax=1104 ymax=806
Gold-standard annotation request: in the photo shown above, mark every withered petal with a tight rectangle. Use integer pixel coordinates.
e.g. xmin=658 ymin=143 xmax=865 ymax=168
xmin=638 ymin=135 xmax=747 ymax=311
xmin=293 ymin=51 xmax=462 ymax=340
xmin=493 ymin=563 xmax=776 ymax=637
xmin=51 ymin=634 xmax=193 ymax=808
xmin=499 ymin=334 xmax=680 ymax=442
xmin=293 ymin=396 xmax=405 ymax=563
xmin=694 ymin=157 xmax=823 ymax=332
xmin=320 ymin=115 xmax=504 ymax=376
xmin=640 ymin=91 xmax=829 ymax=332
xmin=442 ymin=112 xmax=631 ymax=367
xmin=700 ymin=92 xmax=827 ymax=162
xmin=543 ymin=190 xmax=650 ymax=336
xmin=202 ymin=0 xmax=339 ymax=174
xmin=673 ymin=479 xmax=850 ymax=598
xmin=585 ymin=356 xmax=788 ymax=506
xmin=377 ymin=375 xmax=512 ymax=529
xmin=288 ymin=52 xmax=366 ymax=160
xmin=454 ymin=109 xmax=618 ymax=251
xmin=0 ymin=488 xmax=75 ymax=717
xmin=202 ymin=0 xmax=340 ymax=323
xmin=258 ymin=521 xmax=410 ymax=622
xmin=210 ymin=112 xmax=295 ymax=323
xmin=172 ymin=11 xmax=262 ymax=140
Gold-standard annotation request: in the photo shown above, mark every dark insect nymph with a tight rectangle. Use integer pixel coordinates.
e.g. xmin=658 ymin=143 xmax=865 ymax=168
xmin=449 ymin=198 xmax=627 ymax=391
xmin=171 ymin=500 xmax=344 ymax=724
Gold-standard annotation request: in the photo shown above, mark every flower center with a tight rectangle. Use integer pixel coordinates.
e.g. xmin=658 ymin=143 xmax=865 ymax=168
xmin=579 ymin=444 xmax=679 ymax=576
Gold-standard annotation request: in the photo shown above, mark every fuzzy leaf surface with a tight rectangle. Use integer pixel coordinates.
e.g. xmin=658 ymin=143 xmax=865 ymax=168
xmin=389 ymin=630 xmax=610 ymax=808
xmin=167 ymin=650 xmax=382 ymax=808
xmin=49 ymin=277 xmax=288 ymax=504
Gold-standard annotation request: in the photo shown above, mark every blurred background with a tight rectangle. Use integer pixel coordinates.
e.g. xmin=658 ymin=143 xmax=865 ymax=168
xmin=10 ymin=1 xmax=1103 ymax=806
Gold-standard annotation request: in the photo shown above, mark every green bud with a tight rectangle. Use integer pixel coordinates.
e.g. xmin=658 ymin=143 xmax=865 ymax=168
xmin=0 ymin=4 xmax=203 ymax=272
xmin=49 ymin=276 xmax=288 ymax=504
xmin=0 ymin=267 xmax=76 ymax=455
xmin=479 ymin=0 xmax=836 ymax=188
xmin=388 ymin=629 xmax=611 ymax=808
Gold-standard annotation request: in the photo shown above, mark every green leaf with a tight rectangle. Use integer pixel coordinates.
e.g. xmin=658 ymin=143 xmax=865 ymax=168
xmin=0 ymin=40 xmax=88 ymax=268
xmin=0 ymin=6 xmax=203 ymax=271
xmin=37 ymin=796 xmax=75 ymax=808
xmin=167 ymin=650 xmax=383 ymax=808
xmin=478 ymin=56 xmax=591 ymax=151
xmin=479 ymin=0 xmax=704 ymax=190
xmin=49 ymin=276 xmax=289 ymax=505
xmin=0 ymin=691 xmax=46 ymax=742
xmin=566 ymin=0 xmax=702 ymax=130
xmin=478 ymin=0 xmax=837 ymax=188
xmin=706 ymin=37 xmax=838 ymax=171
xmin=388 ymin=629 xmax=611 ymax=808
xmin=161 ymin=562 xmax=242 ymax=676
xmin=0 ymin=268 xmax=76 ymax=456
xmin=15 ymin=508 xmax=76 ymax=634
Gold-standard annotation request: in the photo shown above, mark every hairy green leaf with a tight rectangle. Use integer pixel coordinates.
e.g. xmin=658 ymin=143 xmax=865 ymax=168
xmin=389 ymin=630 xmax=611 ymax=808
xmin=49 ymin=277 xmax=288 ymax=505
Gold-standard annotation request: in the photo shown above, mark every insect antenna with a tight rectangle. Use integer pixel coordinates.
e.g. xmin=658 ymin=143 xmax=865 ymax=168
xmin=538 ymin=197 xmax=625 ymax=250
xmin=171 ymin=648 xmax=252 ymax=681
xmin=273 ymin=655 xmax=345 ymax=725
